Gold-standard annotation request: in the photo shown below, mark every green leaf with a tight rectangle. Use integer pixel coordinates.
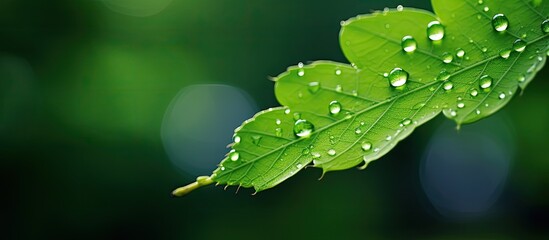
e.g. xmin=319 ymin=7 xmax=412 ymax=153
xmin=172 ymin=0 xmax=548 ymax=196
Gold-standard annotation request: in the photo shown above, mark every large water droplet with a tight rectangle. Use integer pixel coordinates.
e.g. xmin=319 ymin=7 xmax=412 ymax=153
xmin=329 ymin=101 xmax=342 ymax=115
xmin=401 ymin=36 xmax=417 ymax=53
xmin=361 ymin=142 xmax=372 ymax=151
xmin=479 ymin=75 xmax=493 ymax=89
xmin=327 ymin=149 xmax=336 ymax=156
xmin=499 ymin=49 xmax=511 ymax=59
xmin=388 ymin=68 xmax=409 ymax=87
xmin=229 ymin=150 xmax=239 ymax=161
xmin=542 ymin=19 xmax=549 ymax=33
xmin=492 ymin=14 xmax=509 ymax=32
xmin=427 ymin=21 xmax=445 ymax=41
xmin=443 ymin=81 xmax=454 ymax=91
xmin=293 ymin=119 xmax=314 ymax=138
xmin=513 ymin=39 xmax=526 ymax=52
xmin=308 ymin=82 xmax=320 ymax=94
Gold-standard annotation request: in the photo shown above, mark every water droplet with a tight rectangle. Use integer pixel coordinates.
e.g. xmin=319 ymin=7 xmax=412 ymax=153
xmin=293 ymin=112 xmax=301 ymax=120
xmin=233 ymin=135 xmax=241 ymax=144
xmin=388 ymin=68 xmax=409 ymax=87
xmin=252 ymin=135 xmax=262 ymax=145
xmin=355 ymin=128 xmax=362 ymax=134
xmin=293 ymin=119 xmax=314 ymax=138
xmin=297 ymin=69 xmax=305 ymax=77
xmin=442 ymin=52 xmax=453 ymax=63
xmin=335 ymin=85 xmax=342 ymax=92
xmin=518 ymin=75 xmax=525 ymax=82
xmin=492 ymin=14 xmax=509 ymax=32
xmin=479 ymin=75 xmax=493 ymax=89
xmin=542 ymin=19 xmax=549 ymax=33
xmin=401 ymin=35 xmax=417 ymax=53
xmin=360 ymin=121 xmax=365 ymax=126
xmin=397 ymin=5 xmax=404 ymax=11
xmin=470 ymin=88 xmax=479 ymax=97
xmin=221 ymin=166 xmax=226 ymax=171
xmin=427 ymin=21 xmax=445 ymax=41
xmin=335 ymin=69 xmax=342 ymax=75
xmin=478 ymin=0 xmax=484 ymax=4
xmin=412 ymin=102 xmax=426 ymax=110
xmin=275 ymin=128 xmax=283 ymax=137
xmin=284 ymin=108 xmax=291 ymax=114
xmin=302 ymin=148 xmax=310 ymax=155
xmin=513 ymin=39 xmax=526 ymax=52
xmin=386 ymin=135 xmax=392 ymax=141
xmin=401 ymin=118 xmax=412 ymax=126
xmin=229 ymin=150 xmax=239 ymax=161
xmin=296 ymin=163 xmax=303 ymax=169
xmin=456 ymin=48 xmax=465 ymax=58
xmin=443 ymin=81 xmax=454 ymax=91
xmin=308 ymin=82 xmax=320 ymax=94
xmin=351 ymin=90 xmax=358 ymax=96
xmin=437 ymin=70 xmax=451 ymax=81
xmin=327 ymin=149 xmax=336 ymax=156
xmin=499 ymin=92 xmax=506 ymax=99
xmin=329 ymin=100 xmax=342 ymax=115
xmin=457 ymin=102 xmax=465 ymax=108
xmin=312 ymin=152 xmax=321 ymax=158
xmin=483 ymin=6 xmax=489 ymax=12
xmin=275 ymin=119 xmax=281 ymax=125
xmin=298 ymin=62 xmax=304 ymax=68
xmin=361 ymin=142 xmax=372 ymax=151
xmin=481 ymin=47 xmax=488 ymax=52
xmin=449 ymin=110 xmax=457 ymax=117
xmin=499 ymin=49 xmax=511 ymax=59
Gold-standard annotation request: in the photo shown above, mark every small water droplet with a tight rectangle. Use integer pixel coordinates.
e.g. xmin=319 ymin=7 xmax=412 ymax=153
xmin=308 ymin=82 xmax=320 ymax=94
xmin=492 ymin=13 xmax=509 ymax=32
xmin=329 ymin=100 xmax=342 ymax=115
xmin=296 ymin=163 xmax=303 ymax=169
xmin=485 ymin=103 xmax=490 ymax=107
xmin=401 ymin=118 xmax=412 ymax=126
xmin=302 ymin=148 xmax=310 ymax=155
xmin=479 ymin=75 xmax=493 ymax=89
xmin=327 ymin=149 xmax=337 ymax=156
xmin=476 ymin=109 xmax=481 ymax=114
xmin=481 ymin=47 xmax=488 ymax=52
xmin=499 ymin=92 xmax=506 ymax=99
xmin=293 ymin=112 xmax=301 ymax=121
xmin=483 ymin=6 xmax=489 ymax=12
xmin=275 ymin=128 xmax=283 ymax=137
xmin=361 ymin=142 xmax=372 ymax=151
xmin=386 ymin=135 xmax=392 ymax=141
xmin=293 ymin=119 xmax=314 ymax=138
xmin=513 ymin=39 xmax=526 ymax=52
xmin=360 ymin=121 xmax=365 ymax=126
xmin=396 ymin=5 xmax=404 ymax=11
xmin=457 ymin=102 xmax=465 ymax=108
xmin=478 ymin=0 xmax=484 ymax=4
xmin=456 ymin=48 xmax=465 ymax=58
xmin=355 ymin=128 xmax=362 ymax=134
xmin=233 ymin=135 xmax=241 ymax=144
xmin=229 ymin=150 xmax=239 ymax=161
xmin=312 ymin=152 xmax=320 ymax=158
xmin=412 ymin=102 xmax=426 ymax=110
xmin=427 ymin=21 xmax=445 ymax=41
xmin=443 ymin=81 xmax=454 ymax=91
xmin=284 ymin=108 xmax=291 ymax=114
xmin=275 ymin=119 xmax=281 ymax=125
xmin=298 ymin=62 xmax=304 ymax=68
xmin=470 ymin=88 xmax=479 ymax=97
xmin=221 ymin=166 xmax=226 ymax=171
xmin=297 ymin=69 xmax=305 ymax=77
xmin=401 ymin=35 xmax=417 ymax=53
xmin=335 ymin=69 xmax=342 ymax=75
xmin=351 ymin=90 xmax=358 ymax=96
xmin=499 ymin=49 xmax=511 ymax=59
xmin=518 ymin=75 xmax=525 ymax=82
xmin=437 ymin=70 xmax=451 ymax=81
xmin=388 ymin=68 xmax=409 ymax=87
xmin=335 ymin=85 xmax=342 ymax=92
xmin=442 ymin=52 xmax=453 ymax=63
xmin=252 ymin=135 xmax=262 ymax=145
xmin=449 ymin=109 xmax=457 ymax=117
xmin=542 ymin=19 xmax=549 ymax=33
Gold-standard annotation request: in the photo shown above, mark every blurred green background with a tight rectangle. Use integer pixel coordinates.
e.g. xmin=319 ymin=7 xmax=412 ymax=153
xmin=1 ymin=0 xmax=548 ymax=239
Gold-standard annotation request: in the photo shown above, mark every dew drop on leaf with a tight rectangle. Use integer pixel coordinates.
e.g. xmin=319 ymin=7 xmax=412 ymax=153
xmin=401 ymin=35 xmax=417 ymax=53
xmin=233 ymin=135 xmax=241 ymax=144
xmin=275 ymin=128 xmax=283 ymax=137
xmin=297 ymin=69 xmax=305 ymax=77
xmin=335 ymin=85 xmax=342 ymax=92
xmin=296 ymin=164 xmax=303 ymax=169
xmin=329 ymin=100 xmax=342 ymax=115
xmin=335 ymin=69 xmax=342 ymax=75
xmin=302 ymin=148 xmax=310 ymax=155
xmin=478 ymin=0 xmax=484 ymax=4
xmin=513 ymin=39 xmax=526 ymax=52
xmin=470 ymin=88 xmax=479 ymax=97
xmin=481 ymin=47 xmax=488 ymax=53
xmin=361 ymin=142 xmax=372 ymax=151
xmin=499 ymin=92 xmax=506 ymax=99
xmin=542 ymin=19 xmax=549 ymax=33
xmin=457 ymin=102 xmax=465 ymax=108
xmin=275 ymin=119 xmax=281 ymax=125
xmin=252 ymin=135 xmax=262 ymax=145
xmin=293 ymin=119 xmax=314 ymax=138
xmin=443 ymin=81 xmax=454 ymax=91
xmin=437 ymin=70 xmax=451 ymax=81
xmin=284 ymin=108 xmax=291 ymax=114
xmin=229 ymin=150 xmax=239 ymax=161
xmin=308 ymin=82 xmax=321 ymax=94
xmin=442 ymin=52 xmax=453 ymax=63
xmin=401 ymin=118 xmax=412 ymax=126
xmin=479 ymin=75 xmax=493 ymax=89
xmin=492 ymin=14 xmax=509 ymax=32
xmin=518 ymin=75 xmax=525 ymax=82
xmin=483 ymin=6 xmax=489 ymax=12
xmin=397 ymin=5 xmax=404 ymax=11
xmin=386 ymin=135 xmax=393 ymax=141
xmin=499 ymin=49 xmax=511 ymax=59
xmin=327 ymin=149 xmax=336 ymax=156
xmin=293 ymin=112 xmax=301 ymax=121
xmin=355 ymin=128 xmax=362 ymax=134
xmin=456 ymin=48 xmax=465 ymax=58
xmin=427 ymin=21 xmax=445 ymax=41
xmin=388 ymin=67 xmax=409 ymax=87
